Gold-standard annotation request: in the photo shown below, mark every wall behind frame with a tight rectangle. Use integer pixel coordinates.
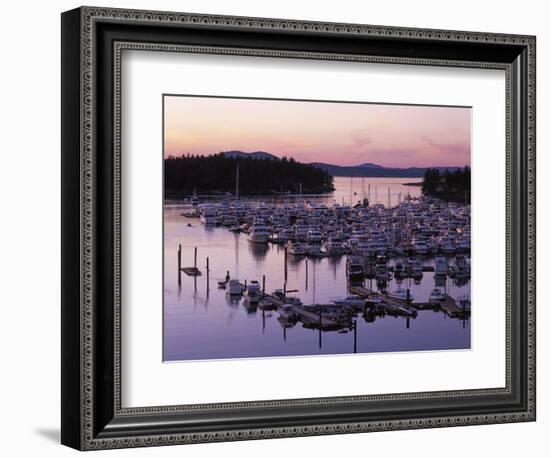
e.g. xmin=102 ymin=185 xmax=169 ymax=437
xmin=0 ymin=1 xmax=544 ymax=457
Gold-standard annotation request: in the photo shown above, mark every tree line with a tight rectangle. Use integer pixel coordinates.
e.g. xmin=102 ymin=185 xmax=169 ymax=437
xmin=421 ymin=166 xmax=471 ymax=202
xmin=164 ymin=154 xmax=335 ymax=196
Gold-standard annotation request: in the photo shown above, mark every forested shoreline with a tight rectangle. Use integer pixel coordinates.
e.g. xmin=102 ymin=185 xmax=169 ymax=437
xmin=421 ymin=166 xmax=471 ymax=202
xmin=164 ymin=154 xmax=335 ymax=196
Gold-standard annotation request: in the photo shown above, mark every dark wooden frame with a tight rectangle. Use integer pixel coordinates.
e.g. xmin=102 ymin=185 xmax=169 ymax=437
xmin=61 ymin=6 xmax=536 ymax=450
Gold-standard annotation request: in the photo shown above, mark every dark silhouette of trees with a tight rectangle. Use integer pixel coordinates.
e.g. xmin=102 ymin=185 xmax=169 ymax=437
xmin=422 ymin=166 xmax=470 ymax=202
xmin=164 ymin=154 xmax=334 ymax=196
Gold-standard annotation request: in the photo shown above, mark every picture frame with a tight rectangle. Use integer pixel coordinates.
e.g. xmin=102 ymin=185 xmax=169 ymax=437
xmin=61 ymin=6 xmax=536 ymax=450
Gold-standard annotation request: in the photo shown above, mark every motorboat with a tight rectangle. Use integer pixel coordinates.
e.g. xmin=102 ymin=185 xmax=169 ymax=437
xmin=375 ymin=265 xmax=391 ymax=282
xmin=434 ymin=257 xmax=448 ymax=277
xmin=277 ymin=303 xmax=296 ymax=320
xmin=226 ymin=279 xmax=243 ymax=296
xmin=323 ymin=236 xmax=346 ymax=255
xmin=287 ymin=240 xmax=306 ymax=256
xmin=307 ymin=229 xmax=324 ymax=243
xmin=388 ymin=287 xmax=414 ymax=302
xmin=365 ymin=294 xmax=384 ymax=307
xmin=330 ymin=295 xmax=365 ymax=307
xmin=247 ymin=221 xmax=270 ymax=243
xmin=458 ymin=295 xmax=471 ymax=312
xmin=199 ymin=203 xmax=217 ymax=226
xmin=393 ymin=261 xmax=405 ymax=277
xmin=305 ymin=243 xmax=324 ymax=257
xmin=346 ymin=256 xmax=365 ymax=279
xmin=244 ymin=280 xmax=261 ymax=303
xmin=413 ymin=238 xmax=429 ymax=255
xmin=429 ymin=287 xmax=445 ymax=303
xmin=454 ymin=255 xmax=470 ymax=278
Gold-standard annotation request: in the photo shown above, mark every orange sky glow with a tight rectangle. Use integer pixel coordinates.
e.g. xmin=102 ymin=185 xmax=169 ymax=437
xmin=164 ymin=95 xmax=471 ymax=168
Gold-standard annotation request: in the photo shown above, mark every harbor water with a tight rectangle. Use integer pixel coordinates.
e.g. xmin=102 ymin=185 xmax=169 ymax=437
xmin=164 ymin=177 xmax=470 ymax=362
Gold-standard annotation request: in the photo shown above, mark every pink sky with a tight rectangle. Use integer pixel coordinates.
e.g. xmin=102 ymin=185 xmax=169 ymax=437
xmin=164 ymin=95 xmax=471 ymax=168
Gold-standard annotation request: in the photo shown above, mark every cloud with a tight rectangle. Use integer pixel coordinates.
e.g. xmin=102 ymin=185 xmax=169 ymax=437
xmin=349 ymin=128 xmax=372 ymax=148
xmin=421 ymin=136 xmax=470 ymax=156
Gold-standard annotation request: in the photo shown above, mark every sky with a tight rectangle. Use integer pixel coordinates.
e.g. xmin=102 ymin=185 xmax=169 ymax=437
xmin=164 ymin=95 xmax=471 ymax=168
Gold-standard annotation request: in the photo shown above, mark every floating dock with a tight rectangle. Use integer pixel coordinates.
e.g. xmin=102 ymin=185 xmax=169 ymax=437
xmin=260 ymin=295 xmax=345 ymax=330
xmin=181 ymin=267 xmax=201 ymax=276
xmin=293 ymin=305 xmax=342 ymax=330
xmin=439 ymin=294 xmax=469 ymax=317
xmin=349 ymin=285 xmax=468 ymax=319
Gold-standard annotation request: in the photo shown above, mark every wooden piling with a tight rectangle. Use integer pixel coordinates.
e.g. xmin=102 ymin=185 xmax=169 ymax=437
xmin=194 ymin=246 xmax=197 ymax=269
xmin=284 ymin=246 xmax=288 ymax=282
xmin=305 ymin=259 xmax=309 ymax=290
xmin=262 ymin=275 xmax=266 ymax=298
xmin=353 ymin=320 xmax=357 ymax=353
xmin=177 ymin=244 xmax=182 ymax=286
xmin=206 ymin=257 xmax=210 ymax=291
xmin=318 ymin=309 xmax=322 ymax=349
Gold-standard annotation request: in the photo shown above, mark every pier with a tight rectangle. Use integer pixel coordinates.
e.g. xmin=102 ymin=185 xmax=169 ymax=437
xmin=259 ymin=294 xmax=345 ymax=330
xmin=294 ymin=305 xmax=342 ymax=330
xmin=178 ymin=245 xmax=202 ymax=277
xmin=439 ymin=294 xmax=469 ymax=318
xmin=349 ymin=285 xmax=468 ymax=319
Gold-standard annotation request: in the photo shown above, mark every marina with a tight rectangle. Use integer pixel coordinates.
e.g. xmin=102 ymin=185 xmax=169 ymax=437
xmin=164 ymin=177 xmax=471 ymax=362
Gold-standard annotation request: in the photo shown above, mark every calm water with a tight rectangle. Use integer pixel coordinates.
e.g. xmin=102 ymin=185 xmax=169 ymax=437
xmin=164 ymin=177 xmax=470 ymax=361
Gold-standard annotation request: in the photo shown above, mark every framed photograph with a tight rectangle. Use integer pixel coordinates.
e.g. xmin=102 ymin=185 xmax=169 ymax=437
xmin=61 ymin=6 xmax=536 ymax=450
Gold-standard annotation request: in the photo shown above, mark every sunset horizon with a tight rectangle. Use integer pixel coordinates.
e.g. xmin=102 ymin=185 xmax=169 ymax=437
xmin=164 ymin=95 xmax=471 ymax=168
xmin=165 ymin=149 xmax=470 ymax=169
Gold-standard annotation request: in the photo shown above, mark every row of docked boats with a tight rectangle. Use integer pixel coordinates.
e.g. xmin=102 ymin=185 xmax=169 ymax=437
xmin=219 ymin=276 xmax=469 ymax=327
xmin=194 ymin=195 xmax=471 ymax=258
xmin=345 ymin=254 xmax=470 ymax=283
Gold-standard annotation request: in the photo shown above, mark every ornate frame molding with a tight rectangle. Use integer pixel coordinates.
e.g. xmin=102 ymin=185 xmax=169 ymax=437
xmin=62 ymin=6 xmax=536 ymax=450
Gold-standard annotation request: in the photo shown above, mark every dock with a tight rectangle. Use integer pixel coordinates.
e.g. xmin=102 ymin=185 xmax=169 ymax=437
xmin=293 ymin=305 xmax=341 ymax=330
xmin=181 ymin=267 xmax=201 ymax=276
xmin=350 ymin=285 xmax=469 ymax=318
xmin=178 ymin=245 xmax=202 ymax=277
xmin=350 ymin=285 xmax=411 ymax=307
xmin=440 ymin=294 xmax=469 ymax=317
xmin=260 ymin=295 xmax=344 ymax=330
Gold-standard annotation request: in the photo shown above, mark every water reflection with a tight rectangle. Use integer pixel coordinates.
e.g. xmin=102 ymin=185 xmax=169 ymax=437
xmin=164 ymin=178 xmax=470 ymax=362
xmin=247 ymin=240 xmax=270 ymax=259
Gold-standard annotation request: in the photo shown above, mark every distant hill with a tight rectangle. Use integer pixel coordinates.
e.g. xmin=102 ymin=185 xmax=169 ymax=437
xmin=310 ymin=162 xmax=462 ymax=178
xmin=221 ymin=150 xmax=279 ymax=161
xmin=358 ymin=162 xmax=384 ymax=168
xmin=204 ymin=150 xmax=462 ymax=178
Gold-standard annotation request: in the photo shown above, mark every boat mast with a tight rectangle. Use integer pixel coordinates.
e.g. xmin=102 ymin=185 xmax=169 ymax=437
xmin=235 ymin=164 xmax=239 ymax=200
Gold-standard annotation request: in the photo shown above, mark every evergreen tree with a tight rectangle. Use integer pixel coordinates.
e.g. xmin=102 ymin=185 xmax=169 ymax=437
xmin=164 ymin=153 xmax=335 ymax=196
xmin=421 ymin=166 xmax=470 ymax=202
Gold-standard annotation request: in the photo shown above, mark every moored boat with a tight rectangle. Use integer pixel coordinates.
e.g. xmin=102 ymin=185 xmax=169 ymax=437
xmin=429 ymin=287 xmax=445 ymax=303
xmin=330 ymin=295 xmax=365 ymax=307
xmin=388 ymin=287 xmax=414 ymax=302
xmin=226 ymin=279 xmax=243 ymax=296
xmin=247 ymin=221 xmax=270 ymax=243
